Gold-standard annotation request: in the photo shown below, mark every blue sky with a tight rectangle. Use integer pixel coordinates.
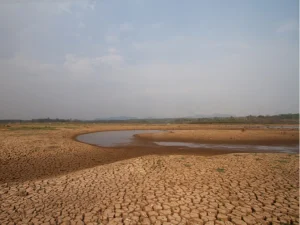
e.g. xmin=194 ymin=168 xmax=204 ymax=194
xmin=0 ymin=0 xmax=298 ymax=119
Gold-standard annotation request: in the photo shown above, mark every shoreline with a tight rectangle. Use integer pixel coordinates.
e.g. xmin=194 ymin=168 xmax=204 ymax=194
xmin=134 ymin=129 xmax=299 ymax=146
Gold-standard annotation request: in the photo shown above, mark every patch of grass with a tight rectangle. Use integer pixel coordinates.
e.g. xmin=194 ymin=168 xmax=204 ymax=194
xmin=8 ymin=126 xmax=56 ymax=131
xmin=255 ymin=158 xmax=263 ymax=161
xmin=63 ymin=126 xmax=78 ymax=129
xmin=184 ymin=163 xmax=191 ymax=167
xmin=216 ymin=168 xmax=225 ymax=173
xmin=157 ymin=159 xmax=162 ymax=166
xmin=17 ymin=190 xmax=28 ymax=197
xmin=272 ymin=166 xmax=281 ymax=169
xmin=33 ymin=147 xmax=40 ymax=152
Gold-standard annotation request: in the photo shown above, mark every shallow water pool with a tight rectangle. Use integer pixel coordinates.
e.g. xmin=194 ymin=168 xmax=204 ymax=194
xmin=77 ymin=130 xmax=299 ymax=153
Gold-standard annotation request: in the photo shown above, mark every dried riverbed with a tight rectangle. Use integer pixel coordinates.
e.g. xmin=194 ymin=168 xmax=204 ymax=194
xmin=0 ymin=123 xmax=299 ymax=225
xmin=1 ymin=153 xmax=299 ymax=225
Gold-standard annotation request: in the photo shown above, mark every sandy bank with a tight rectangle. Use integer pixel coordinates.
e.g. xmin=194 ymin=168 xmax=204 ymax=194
xmin=135 ymin=129 xmax=299 ymax=145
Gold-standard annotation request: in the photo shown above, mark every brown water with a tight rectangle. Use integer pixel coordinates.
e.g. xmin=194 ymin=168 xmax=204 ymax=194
xmin=77 ymin=130 xmax=299 ymax=153
xmin=77 ymin=130 xmax=163 ymax=147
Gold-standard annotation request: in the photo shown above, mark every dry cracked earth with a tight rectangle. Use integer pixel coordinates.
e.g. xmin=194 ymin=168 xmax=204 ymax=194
xmin=1 ymin=153 xmax=299 ymax=225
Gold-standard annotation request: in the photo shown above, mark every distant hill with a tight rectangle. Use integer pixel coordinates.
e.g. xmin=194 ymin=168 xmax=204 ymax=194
xmin=185 ymin=113 xmax=234 ymax=118
xmin=94 ymin=114 xmax=234 ymax=121
xmin=94 ymin=116 xmax=139 ymax=121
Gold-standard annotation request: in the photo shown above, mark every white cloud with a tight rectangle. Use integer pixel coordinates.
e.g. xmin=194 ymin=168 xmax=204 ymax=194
xmin=108 ymin=48 xmax=118 ymax=54
xmin=119 ymin=22 xmax=134 ymax=32
xmin=64 ymin=54 xmax=95 ymax=76
xmin=64 ymin=51 xmax=124 ymax=76
xmin=277 ymin=20 xmax=299 ymax=33
xmin=33 ymin=0 xmax=95 ymax=15
xmin=57 ymin=2 xmax=72 ymax=14
xmin=0 ymin=54 xmax=55 ymax=76
xmin=104 ymin=22 xmax=134 ymax=45
xmin=96 ymin=54 xmax=123 ymax=66
xmin=105 ymin=35 xmax=120 ymax=43
xmin=150 ymin=22 xmax=163 ymax=29
xmin=84 ymin=1 xmax=96 ymax=10
xmin=0 ymin=36 xmax=298 ymax=119
xmin=58 ymin=0 xmax=96 ymax=13
xmin=78 ymin=21 xmax=86 ymax=29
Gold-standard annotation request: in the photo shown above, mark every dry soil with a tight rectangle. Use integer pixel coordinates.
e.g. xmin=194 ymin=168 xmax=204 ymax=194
xmin=0 ymin=123 xmax=299 ymax=225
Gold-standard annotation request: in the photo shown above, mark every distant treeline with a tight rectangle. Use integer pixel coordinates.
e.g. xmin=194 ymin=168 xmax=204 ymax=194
xmin=31 ymin=118 xmax=82 ymax=123
xmin=0 ymin=114 xmax=299 ymax=124
xmin=0 ymin=118 xmax=81 ymax=124
xmin=176 ymin=114 xmax=299 ymax=124
xmin=97 ymin=114 xmax=299 ymax=124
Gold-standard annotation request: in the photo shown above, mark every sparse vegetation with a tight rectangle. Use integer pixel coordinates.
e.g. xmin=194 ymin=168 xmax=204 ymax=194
xmin=177 ymin=114 xmax=299 ymax=124
xmin=8 ymin=126 xmax=56 ymax=131
xmin=272 ymin=166 xmax=281 ymax=169
xmin=216 ymin=168 xmax=225 ymax=173
xmin=63 ymin=126 xmax=79 ymax=129
xmin=157 ymin=159 xmax=162 ymax=166
xmin=0 ymin=113 xmax=299 ymax=124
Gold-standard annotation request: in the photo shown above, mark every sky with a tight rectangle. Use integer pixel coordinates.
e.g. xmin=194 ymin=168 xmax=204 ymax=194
xmin=0 ymin=0 xmax=299 ymax=120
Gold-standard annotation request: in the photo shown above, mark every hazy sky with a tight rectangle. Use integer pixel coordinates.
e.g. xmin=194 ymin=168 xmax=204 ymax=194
xmin=0 ymin=0 xmax=298 ymax=119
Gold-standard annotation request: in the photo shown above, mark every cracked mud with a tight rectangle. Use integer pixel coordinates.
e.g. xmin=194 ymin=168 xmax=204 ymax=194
xmin=1 ymin=153 xmax=299 ymax=225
